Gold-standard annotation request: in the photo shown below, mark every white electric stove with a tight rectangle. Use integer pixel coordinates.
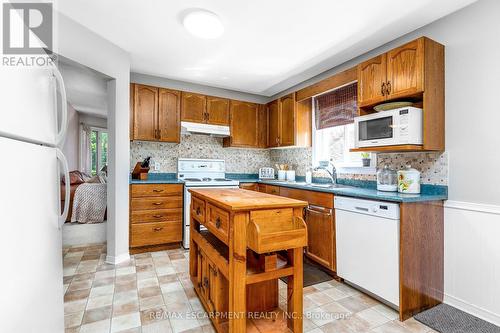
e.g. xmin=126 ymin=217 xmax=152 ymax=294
xmin=178 ymin=158 xmax=239 ymax=248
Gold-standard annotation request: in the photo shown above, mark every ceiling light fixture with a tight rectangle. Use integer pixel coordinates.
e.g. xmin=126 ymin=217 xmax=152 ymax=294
xmin=183 ymin=10 xmax=224 ymax=39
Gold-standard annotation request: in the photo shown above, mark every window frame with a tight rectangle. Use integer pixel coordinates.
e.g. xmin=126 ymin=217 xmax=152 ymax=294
xmin=86 ymin=125 xmax=108 ymax=176
xmin=311 ymin=91 xmax=376 ymax=174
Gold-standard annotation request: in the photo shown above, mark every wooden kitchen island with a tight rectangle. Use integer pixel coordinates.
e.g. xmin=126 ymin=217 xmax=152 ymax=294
xmin=189 ymin=188 xmax=309 ymax=333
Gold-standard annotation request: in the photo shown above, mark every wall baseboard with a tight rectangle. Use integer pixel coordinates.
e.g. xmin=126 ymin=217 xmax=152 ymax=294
xmin=444 ymin=293 xmax=500 ymax=326
xmin=445 ymin=200 xmax=500 ymax=215
xmin=105 ymin=253 xmax=130 ymax=265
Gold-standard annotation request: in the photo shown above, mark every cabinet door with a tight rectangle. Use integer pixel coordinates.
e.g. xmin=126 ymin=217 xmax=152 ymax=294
xmin=133 ymin=84 xmax=158 ymax=141
xmin=181 ymin=92 xmax=206 ymax=123
xmin=386 ymin=38 xmax=424 ymax=99
xmin=130 ymin=84 xmax=135 ymax=140
xmin=357 ymin=54 xmax=387 ymax=107
xmin=279 ymin=93 xmax=295 ymax=147
xmin=206 ymin=96 xmax=230 ymax=125
xmin=267 ymin=99 xmax=280 ymax=148
xmin=207 ymin=261 xmax=218 ymax=311
xmin=158 ymin=88 xmax=180 ymax=143
xmin=257 ymin=104 xmax=268 ymax=148
xmin=229 ymin=101 xmax=259 ymax=147
xmin=305 ymin=205 xmax=335 ymax=270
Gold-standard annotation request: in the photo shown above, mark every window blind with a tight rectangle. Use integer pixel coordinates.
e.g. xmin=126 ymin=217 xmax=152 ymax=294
xmin=314 ymin=82 xmax=357 ymax=130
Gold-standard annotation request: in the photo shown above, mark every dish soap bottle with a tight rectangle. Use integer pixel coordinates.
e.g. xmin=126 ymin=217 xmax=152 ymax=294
xmin=305 ymin=167 xmax=312 ymax=184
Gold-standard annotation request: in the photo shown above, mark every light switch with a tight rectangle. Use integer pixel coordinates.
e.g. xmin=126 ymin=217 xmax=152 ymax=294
xmin=154 ymin=161 xmax=160 ymax=171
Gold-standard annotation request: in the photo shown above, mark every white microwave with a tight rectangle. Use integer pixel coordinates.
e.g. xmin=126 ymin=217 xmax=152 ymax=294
xmin=354 ymin=107 xmax=423 ymax=148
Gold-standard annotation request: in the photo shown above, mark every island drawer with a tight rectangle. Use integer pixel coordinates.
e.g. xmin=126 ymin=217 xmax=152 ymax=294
xmin=191 ymin=197 xmax=206 ymax=223
xmin=131 ymin=184 xmax=183 ymax=197
xmin=206 ymin=203 xmax=230 ymax=244
xmin=131 ymin=196 xmax=182 ymax=211
xmin=131 ymin=208 xmax=182 ymax=224
xmin=130 ymin=221 xmax=182 ymax=247
xmin=247 ymin=208 xmax=307 ymax=253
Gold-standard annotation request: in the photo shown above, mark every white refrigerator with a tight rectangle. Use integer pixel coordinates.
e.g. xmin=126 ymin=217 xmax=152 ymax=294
xmin=0 ymin=63 xmax=70 ymax=332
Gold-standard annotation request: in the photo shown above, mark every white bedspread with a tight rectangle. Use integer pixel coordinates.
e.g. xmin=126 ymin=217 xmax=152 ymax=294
xmin=71 ymin=183 xmax=107 ymax=224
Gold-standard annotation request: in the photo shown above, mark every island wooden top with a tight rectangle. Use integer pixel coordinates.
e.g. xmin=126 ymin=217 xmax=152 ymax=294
xmin=189 ymin=188 xmax=308 ymax=212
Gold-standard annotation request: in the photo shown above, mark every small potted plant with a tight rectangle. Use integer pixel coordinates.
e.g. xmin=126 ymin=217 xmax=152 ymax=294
xmin=361 ymin=152 xmax=371 ymax=167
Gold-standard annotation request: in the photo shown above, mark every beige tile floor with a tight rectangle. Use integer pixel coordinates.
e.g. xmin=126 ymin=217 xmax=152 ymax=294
xmin=63 ymin=244 xmax=436 ymax=333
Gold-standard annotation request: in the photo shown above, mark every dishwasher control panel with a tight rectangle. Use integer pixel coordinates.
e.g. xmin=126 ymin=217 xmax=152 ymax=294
xmin=334 ymin=196 xmax=400 ymax=220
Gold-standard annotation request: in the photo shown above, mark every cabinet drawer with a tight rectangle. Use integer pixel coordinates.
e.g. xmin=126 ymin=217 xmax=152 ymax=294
xmin=279 ymin=187 xmax=333 ymax=209
xmin=130 ymin=221 xmax=182 ymax=247
xmin=131 ymin=208 xmax=182 ymax=224
xmin=206 ymin=204 xmax=230 ymax=244
xmin=131 ymin=184 xmax=183 ymax=197
xmin=191 ymin=197 xmax=206 ymax=223
xmin=131 ymin=196 xmax=182 ymax=211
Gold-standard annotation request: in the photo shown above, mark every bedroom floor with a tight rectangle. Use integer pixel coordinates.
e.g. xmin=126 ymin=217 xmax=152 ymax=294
xmin=62 ymin=244 xmax=436 ymax=333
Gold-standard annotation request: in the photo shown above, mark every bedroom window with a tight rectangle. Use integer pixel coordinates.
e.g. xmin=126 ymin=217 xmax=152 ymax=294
xmin=90 ymin=129 xmax=108 ymax=176
xmin=81 ymin=125 xmax=108 ymax=176
xmin=312 ymin=82 xmax=372 ymax=170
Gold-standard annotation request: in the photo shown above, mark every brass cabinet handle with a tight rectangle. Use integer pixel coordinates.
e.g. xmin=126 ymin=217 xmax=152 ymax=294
xmin=196 ymin=207 xmax=201 ymax=215
xmin=152 ymin=202 xmax=162 ymax=206
xmin=153 ymin=227 xmax=163 ymax=232
xmin=381 ymin=82 xmax=386 ymax=96
xmin=152 ymin=189 xmax=164 ymax=192
xmin=386 ymin=81 xmax=391 ymax=95
xmin=215 ymin=217 xmax=221 ymax=228
xmin=153 ymin=215 xmax=163 ymax=218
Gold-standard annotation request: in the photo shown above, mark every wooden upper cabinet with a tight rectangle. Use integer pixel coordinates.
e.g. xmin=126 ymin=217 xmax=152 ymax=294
xmin=181 ymin=92 xmax=206 ymax=123
xmin=158 ymin=88 xmax=181 ymax=143
xmin=130 ymin=83 xmax=134 ymax=140
xmin=386 ymin=38 xmax=424 ymax=99
xmin=227 ymin=101 xmax=259 ymax=147
xmin=257 ymin=104 xmax=268 ymax=148
xmin=133 ymin=84 xmax=158 ymax=141
xmin=206 ymin=96 xmax=230 ymax=126
xmin=357 ymin=54 xmax=387 ymax=107
xmin=267 ymin=99 xmax=280 ymax=148
xmin=279 ymin=93 xmax=295 ymax=147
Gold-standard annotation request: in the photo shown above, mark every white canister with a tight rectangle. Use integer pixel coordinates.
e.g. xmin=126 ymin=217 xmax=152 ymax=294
xmin=278 ymin=170 xmax=286 ymax=181
xmin=286 ymin=170 xmax=296 ymax=182
xmin=397 ymin=165 xmax=421 ymax=194
xmin=305 ymin=170 xmax=312 ymax=184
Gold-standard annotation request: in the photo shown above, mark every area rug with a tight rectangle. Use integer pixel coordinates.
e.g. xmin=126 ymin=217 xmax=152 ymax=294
xmin=280 ymin=257 xmax=333 ymax=287
xmin=414 ymin=304 xmax=500 ymax=333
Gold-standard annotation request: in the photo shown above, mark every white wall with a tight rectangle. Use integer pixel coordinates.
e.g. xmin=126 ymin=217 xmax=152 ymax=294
xmin=57 ymin=13 xmax=131 ymax=265
xmin=131 ymin=72 xmax=268 ymax=104
xmin=79 ymin=113 xmax=107 ymax=129
xmin=62 ymin=103 xmax=79 ymax=171
xmin=275 ymin=0 xmax=500 ymax=324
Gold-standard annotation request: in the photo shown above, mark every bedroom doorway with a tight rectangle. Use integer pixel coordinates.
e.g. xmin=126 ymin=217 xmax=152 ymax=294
xmin=58 ymin=56 xmax=111 ymax=247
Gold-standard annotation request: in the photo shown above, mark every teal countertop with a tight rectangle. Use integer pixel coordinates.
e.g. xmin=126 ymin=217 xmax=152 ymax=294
xmin=129 ymin=173 xmax=183 ymax=184
xmin=131 ymin=173 xmax=447 ymax=203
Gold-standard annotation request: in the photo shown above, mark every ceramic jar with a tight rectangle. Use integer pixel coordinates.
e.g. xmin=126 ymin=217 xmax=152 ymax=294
xmin=397 ymin=165 xmax=421 ymax=194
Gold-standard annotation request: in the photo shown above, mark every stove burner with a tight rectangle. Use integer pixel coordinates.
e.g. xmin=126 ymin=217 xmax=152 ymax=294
xmin=202 ymin=177 xmax=212 ymax=182
xmin=184 ymin=178 xmax=201 ymax=181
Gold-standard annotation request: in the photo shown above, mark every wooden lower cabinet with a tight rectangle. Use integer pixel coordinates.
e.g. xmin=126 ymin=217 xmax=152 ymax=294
xmin=129 ymin=184 xmax=183 ymax=252
xmin=304 ymin=205 xmax=336 ymax=271
xmin=279 ymin=187 xmax=336 ymax=272
xmin=239 ymin=183 xmax=258 ymax=191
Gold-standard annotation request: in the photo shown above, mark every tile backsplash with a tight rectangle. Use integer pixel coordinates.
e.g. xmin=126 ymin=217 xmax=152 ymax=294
xmin=131 ymin=136 xmax=448 ymax=185
xmin=130 ymin=134 xmax=271 ymax=174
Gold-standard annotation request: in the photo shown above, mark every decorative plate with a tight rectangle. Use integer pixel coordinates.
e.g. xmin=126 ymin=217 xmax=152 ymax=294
xmin=373 ymin=101 xmax=414 ymax=112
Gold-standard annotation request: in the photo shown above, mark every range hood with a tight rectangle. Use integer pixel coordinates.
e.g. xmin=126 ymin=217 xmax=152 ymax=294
xmin=181 ymin=121 xmax=230 ymax=137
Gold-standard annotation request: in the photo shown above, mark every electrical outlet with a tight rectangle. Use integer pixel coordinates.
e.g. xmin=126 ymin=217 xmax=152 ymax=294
xmin=154 ymin=161 xmax=160 ymax=171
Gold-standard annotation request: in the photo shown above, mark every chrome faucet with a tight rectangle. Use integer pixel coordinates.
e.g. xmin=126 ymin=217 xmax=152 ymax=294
xmin=313 ymin=162 xmax=337 ymax=184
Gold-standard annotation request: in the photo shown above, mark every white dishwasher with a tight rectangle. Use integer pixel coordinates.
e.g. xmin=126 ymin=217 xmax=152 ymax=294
xmin=335 ymin=196 xmax=400 ymax=307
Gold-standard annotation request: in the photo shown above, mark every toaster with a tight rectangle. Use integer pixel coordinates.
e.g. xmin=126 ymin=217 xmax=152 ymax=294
xmin=259 ymin=167 xmax=275 ymax=179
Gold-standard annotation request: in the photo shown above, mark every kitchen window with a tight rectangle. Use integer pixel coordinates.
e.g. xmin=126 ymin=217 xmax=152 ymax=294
xmin=312 ymin=82 xmax=373 ymax=171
